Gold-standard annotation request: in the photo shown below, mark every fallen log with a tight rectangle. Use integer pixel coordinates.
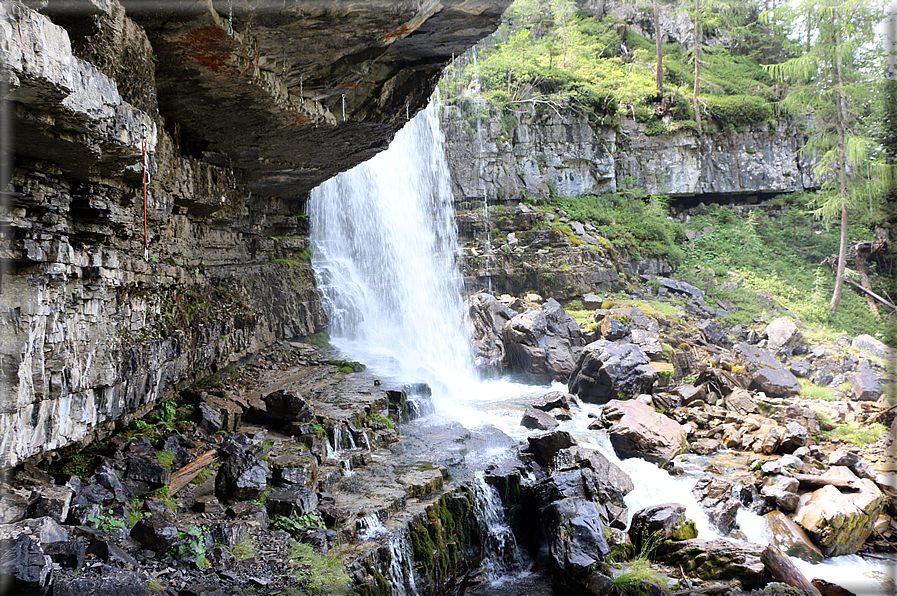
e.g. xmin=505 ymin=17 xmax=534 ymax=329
xmin=792 ymin=473 xmax=861 ymax=491
xmin=761 ymin=545 xmax=823 ymax=596
xmin=169 ymin=449 xmax=218 ymax=496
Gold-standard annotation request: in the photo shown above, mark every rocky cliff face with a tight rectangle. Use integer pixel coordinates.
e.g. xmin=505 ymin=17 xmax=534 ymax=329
xmin=0 ymin=0 xmax=510 ymax=467
xmin=442 ymin=105 xmax=819 ymax=207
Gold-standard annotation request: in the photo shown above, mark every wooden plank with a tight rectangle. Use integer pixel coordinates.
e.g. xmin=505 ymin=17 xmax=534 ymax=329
xmin=169 ymin=449 xmax=218 ymax=496
xmin=792 ymin=472 xmax=861 ymax=491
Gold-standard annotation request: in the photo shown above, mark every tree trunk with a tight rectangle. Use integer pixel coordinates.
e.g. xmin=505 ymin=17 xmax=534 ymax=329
xmin=830 ymin=17 xmax=849 ymax=314
xmin=761 ymin=546 xmax=823 ymax=596
xmin=855 ymin=246 xmax=880 ymax=316
xmin=595 ymin=0 xmax=604 ymax=22
xmin=654 ymin=0 xmax=663 ymax=96
xmin=693 ymin=0 xmax=701 ymax=133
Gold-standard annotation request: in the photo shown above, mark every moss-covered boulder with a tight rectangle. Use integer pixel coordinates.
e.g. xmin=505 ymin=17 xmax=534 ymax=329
xmin=792 ymin=468 xmax=885 ymax=557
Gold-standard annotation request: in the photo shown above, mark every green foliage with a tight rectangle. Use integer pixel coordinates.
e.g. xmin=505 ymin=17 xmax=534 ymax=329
xmin=271 ymin=512 xmax=324 ymax=536
xmin=440 ymin=2 xmax=782 ymax=129
xmin=799 ymin=380 xmax=842 ymax=401
xmin=309 ymin=331 xmax=331 ymax=349
xmin=87 ymin=509 xmax=129 ymax=533
xmin=156 ymin=450 xmax=176 ymax=471
xmin=368 ymin=413 xmax=395 ymax=429
xmin=230 ymin=538 xmax=256 ymax=561
xmin=173 ymin=525 xmax=208 ymax=568
xmin=822 ymin=422 xmax=887 ymax=446
xmin=285 ymin=542 xmax=353 ymax=596
xmin=551 ymin=190 xmax=683 ymax=264
xmin=676 ymin=201 xmax=881 ymax=339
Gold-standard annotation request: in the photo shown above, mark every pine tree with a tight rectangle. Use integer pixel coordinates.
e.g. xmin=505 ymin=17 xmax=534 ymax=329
xmin=762 ymin=0 xmax=883 ymax=314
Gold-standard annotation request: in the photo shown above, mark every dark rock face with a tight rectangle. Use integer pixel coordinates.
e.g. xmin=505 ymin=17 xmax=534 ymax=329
xmin=541 ymin=497 xmax=610 ymax=572
xmin=526 ymin=431 xmax=577 ymax=467
xmin=215 ymin=452 xmax=269 ymax=502
xmin=568 ymin=341 xmax=658 ymax=404
xmin=733 ymin=343 xmax=802 ymax=397
xmin=468 ymin=292 xmax=517 ymax=370
xmin=263 ymin=390 xmax=315 ymax=424
xmin=1 ymin=0 xmax=508 ymax=467
xmin=692 ymin=475 xmax=742 ymax=535
xmin=503 ymin=298 xmax=585 ymax=382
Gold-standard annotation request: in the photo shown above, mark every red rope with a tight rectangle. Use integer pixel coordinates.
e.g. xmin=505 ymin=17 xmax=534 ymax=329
xmin=142 ymin=136 xmax=148 ymax=257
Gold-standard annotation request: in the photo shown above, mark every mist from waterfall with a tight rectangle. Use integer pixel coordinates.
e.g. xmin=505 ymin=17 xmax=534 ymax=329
xmin=308 ymin=102 xmax=476 ymax=391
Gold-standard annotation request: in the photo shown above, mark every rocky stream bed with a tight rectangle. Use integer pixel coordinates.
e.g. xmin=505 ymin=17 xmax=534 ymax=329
xmin=1 ymin=280 xmax=895 ymax=596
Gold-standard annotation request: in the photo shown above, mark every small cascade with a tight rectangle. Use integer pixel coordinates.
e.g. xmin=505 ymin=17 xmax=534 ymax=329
xmin=357 ymin=512 xmax=389 ymax=541
xmin=387 ymin=528 xmax=420 ymax=596
xmin=326 ymin=421 xmax=357 ymax=460
xmin=473 ymin=472 xmax=525 ymax=581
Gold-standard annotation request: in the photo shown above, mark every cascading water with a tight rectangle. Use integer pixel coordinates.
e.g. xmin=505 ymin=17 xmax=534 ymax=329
xmin=309 ymin=101 xmax=475 ymax=390
xmin=307 ymin=98 xmax=894 ymax=595
xmin=473 ymin=472 xmax=526 ymax=582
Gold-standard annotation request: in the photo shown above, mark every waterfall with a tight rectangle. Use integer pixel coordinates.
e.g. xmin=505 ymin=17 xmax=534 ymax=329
xmin=473 ymin=472 xmax=525 ymax=582
xmin=309 ymin=102 xmax=475 ymax=390
xmin=387 ymin=528 xmax=420 ymax=596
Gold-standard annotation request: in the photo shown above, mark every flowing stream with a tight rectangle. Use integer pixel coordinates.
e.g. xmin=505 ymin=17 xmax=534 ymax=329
xmin=307 ymin=102 xmax=894 ymax=594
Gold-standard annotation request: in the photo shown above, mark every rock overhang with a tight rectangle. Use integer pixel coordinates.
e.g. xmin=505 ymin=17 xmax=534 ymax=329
xmin=113 ymin=0 xmax=513 ymax=199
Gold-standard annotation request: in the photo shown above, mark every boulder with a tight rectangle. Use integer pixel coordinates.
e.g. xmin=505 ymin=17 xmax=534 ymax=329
xmin=43 ymin=540 xmax=86 ymax=569
xmin=600 ymin=315 xmax=629 ymax=340
xmin=779 ymin=421 xmax=809 ymax=453
xmin=582 ymin=292 xmax=603 ymax=310
xmin=692 ymin=475 xmax=741 ymax=535
xmin=53 ymin=567 xmax=150 ymax=596
xmin=764 ymin=511 xmax=824 ymax=563
xmin=793 ymin=468 xmax=886 ymax=556
xmin=207 ymin=523 xmax=247 ymax=550
xmin=655 ymin=538 xmax=767 ymax=589
xmin=568 ymin=341 xmax=658 ymax=404
xmin=761 ymin=475 xmax=800 ymax=513
xmin=656 ymin=278 xmax=705 ymax=302
xmin=789 ymin=360 xmax=812 ymax=378
xmin=850 ymin=334 xmax=894 ymax=360
xmin=532 ymin=391 xmax=577 ymax=412
xmin=765 ymin=317 xmax=804 ymax=355
xmin=0 ymin=534 xmax=53 ymax=589
xmin=503 ymin=298 xmax=585 ymax=383
xmin=196 ymin=394 xmax=243 ymax=434
xmin=526 ymin=431 xmax=577 ymax=467
xmin=826 ymin=449 xmax=859 ymax=467
xmin=129 ymin=514 xmax=178 ymax=553
xmin=467 ymin=292 xmax=516 ymax=369
xmin=263 ymin=390 xmax=315 ymax=424
xmin=847 ymin=369 xmax=881 ymax=401
xmin=724 ymin=387 xmax=757 ymax=414
xmin=630 ymin=329 xmax=664 ymax=359
xmin=215 ymin=452 xmax=269 ymax=502
xmin=541 ymin=497 xmax=610 ymax=572
xmin=733 ymin=343 xmax=801 ymax=397
xmin=31 ymin=485 xmax=74 ymax=523
xmin=697 ymin=319 xmax=728 ymax=346
xmin=264 ymin=488 xmax=319 ymax=517
xmin=690 ymin=438 xmax=720 ymax=455
xmin=627 ymin=307 xmax=660 ymax=332
xmin=521 ymin=408 xmax=559 ymax=430
xmin=598 ymin=400 xmax=686 ymax=466
xmin=629 ymin=504 xmax=697 ymax=552
xmin=549 ymin=446 xmax=635 ymax=529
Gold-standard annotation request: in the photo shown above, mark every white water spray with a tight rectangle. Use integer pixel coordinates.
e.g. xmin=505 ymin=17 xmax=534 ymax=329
xmin=309 ymin=102 xmax=475 ymax=390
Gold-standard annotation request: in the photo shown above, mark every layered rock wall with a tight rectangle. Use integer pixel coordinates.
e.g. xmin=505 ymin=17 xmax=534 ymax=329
xmin=442 ymin=106 xmax=819 ymax=206
xmin=0 ymin=0 xmax=510 ymax=467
